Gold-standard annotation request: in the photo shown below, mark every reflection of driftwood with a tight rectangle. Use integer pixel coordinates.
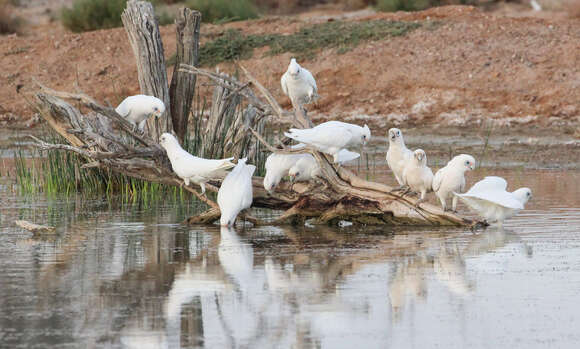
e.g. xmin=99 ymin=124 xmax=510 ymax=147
xmin=15 ymin=220 xmax=55 ymax=233
xmin=29 ymin=1 xmax=480 ymax=228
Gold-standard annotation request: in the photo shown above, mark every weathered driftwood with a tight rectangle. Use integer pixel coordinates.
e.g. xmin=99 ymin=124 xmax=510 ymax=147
xmin=169 ymin=8 xmax=201 ymax=143
xmin=121 ymin=0 xmax=172 ymax=139
xmin=15 ymin=220 xmax=55 ymax=233
xmin=28 ymin=2 xmax=480 ymax=228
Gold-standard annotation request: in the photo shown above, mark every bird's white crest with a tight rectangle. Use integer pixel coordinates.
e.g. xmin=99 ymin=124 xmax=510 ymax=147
xmin=115 ymin=94 xmax=165 ymax=130
xmin=218 ymin=158 xmax=256 ymax=227
xmin=454 ymin=176 xmax=533 ymax=226
xmin=160 ymin=133 xmax=235 ymax=194
xmin=288 ymin=58 xmax=300 ymax=76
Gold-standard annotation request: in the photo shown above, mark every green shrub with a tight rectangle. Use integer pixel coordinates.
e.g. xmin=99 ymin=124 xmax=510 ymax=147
xmin=61 ymin=0 xmax=173 ymax=33
xmin=376 ymin=0 xmax=434 ymax=12
xmin=61 ymin=0 xmax=126 ymax=32
xmin=196 ymin=19 xmax=420 ymax=66
xmin=186 ymin=0 xmax=258 ymax=23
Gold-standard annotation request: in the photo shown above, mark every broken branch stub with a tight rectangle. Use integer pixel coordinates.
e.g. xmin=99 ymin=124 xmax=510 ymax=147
xmin=169 ymin=8 xmax=201 ymax=143
xmin=122 ymin=0 xmax=172 ymax=139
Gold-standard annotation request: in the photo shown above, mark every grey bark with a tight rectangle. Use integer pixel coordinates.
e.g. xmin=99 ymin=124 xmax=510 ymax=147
xmin=121 ymin=0 xmax=172 ymax=139
xmin=169 ymin=8 xmax=201 ymax=143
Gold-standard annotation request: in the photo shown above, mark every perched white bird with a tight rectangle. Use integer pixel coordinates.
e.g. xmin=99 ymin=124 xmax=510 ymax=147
xmin=454 ymin=176 xmax=532 ymax=227
xmin=530 ymin=0 xmax=542 ymax=12
xmin=115 ymin=95 xmax=165 ymax=131
xmin=263 ymin=152 xmax=309 ymax=192
xmin=288 ymin=149 xmax=360 ymax=183
xmin=432 ymin=154 xmax=476 ymax=212
xmin=402 ymin=149 xmax=434 ymax=204
xmin=280 ymin=58 xmax=318 ymax=106
xmin=159 ymin=133 xmax=235 ymax=194
xmin=284 ymin=121 xmax=370 ymax=163
xmin=218 ymin=158 xmax=256 ymax=227
xmin=386 ymin=128 xmax=413 ymax=187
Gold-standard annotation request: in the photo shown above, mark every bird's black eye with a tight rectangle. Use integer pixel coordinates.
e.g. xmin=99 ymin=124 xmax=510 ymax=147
xmin=397 ymin=131 xmax=400 ymax=136
xmin=465 ymin=161 xmax=469 ymax=165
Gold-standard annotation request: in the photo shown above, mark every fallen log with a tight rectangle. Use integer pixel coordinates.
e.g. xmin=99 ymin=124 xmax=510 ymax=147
xmin=26 ymin=1 xmax=481 ymax=228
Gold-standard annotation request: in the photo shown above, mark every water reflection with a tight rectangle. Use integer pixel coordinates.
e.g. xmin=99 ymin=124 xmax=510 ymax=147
xmin=1 ymin=169 xmax=580 ymax=348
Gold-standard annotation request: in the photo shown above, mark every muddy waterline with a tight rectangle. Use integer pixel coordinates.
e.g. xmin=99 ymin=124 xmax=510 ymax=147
xmin=1 ymin=133 xmax=579 ymax=348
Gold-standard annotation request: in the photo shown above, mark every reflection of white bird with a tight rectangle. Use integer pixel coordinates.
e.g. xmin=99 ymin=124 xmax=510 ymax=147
xmin=288 ymin=149 xmax=360 ymax=183
xmin=432 ymin=154 xmax=475 ymax=212
xmin=159 ymin=133 xmax=234 ymax=194
xmin=218 ymin=226 xmax=254 ymax=288
xmin=281 ymin=58 xmax=318 ymax=105
xmin=402 ymin=149 xmax=433 ymax=204
xmin=115 ymin=95 xmax=165 ymax=131
xmin=530 ymin=0 xmax=542 ymax=11
xmin=386 ymin=128 xmax=413 ymax=186
xmin=284 ymin=121 xmax=370 ymax=163
xmin=218 ymin=158 xmax=256 ymax=227
xmin=454 ymin=176 xmax=532 ymax=227
xmin=263 ymin=152 xmax=309 ymax=192
xmin=434 ymin=246 xmax=473 ymax=296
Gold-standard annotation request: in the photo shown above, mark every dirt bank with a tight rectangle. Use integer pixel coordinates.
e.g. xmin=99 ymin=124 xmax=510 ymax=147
xmin=1 ymin=5 xmax=579 ymax=135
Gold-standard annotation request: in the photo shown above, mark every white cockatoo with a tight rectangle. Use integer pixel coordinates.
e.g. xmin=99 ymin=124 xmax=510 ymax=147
xmin=263 ymin=152 xmax=310 ymax=192
xmin=432 ymin=154 xmax=476 ymax=212
xmin=159 ymin=133 xmax=235 ymax=194
xmin=386 ymin=128 xmax=413 ymax=187
xmin=280 ymin=58 xmax=318 ymax=106
xmin=115 ymin=95 xmax=165 ymax=131
xmin=217 ymin=158 xmax=256 ymax=227
xmin=530 ymin=0 xmax=542 ymax=11
xmin=284 ymin=121 xmax=370 ymax=163
xmin=288 ymin=149 xmax=360 ymax=183
xmin=402 ymin=149 xmax=434 ymax=204
xmin=454 ymin=176 xmax=532 ymax=227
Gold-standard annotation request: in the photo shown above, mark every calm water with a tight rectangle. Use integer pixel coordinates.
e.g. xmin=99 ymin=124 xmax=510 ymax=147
xmin=1 ymin=165 xmax=579 ymax=348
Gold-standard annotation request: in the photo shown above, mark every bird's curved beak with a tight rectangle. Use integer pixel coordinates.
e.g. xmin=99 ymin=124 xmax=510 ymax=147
xmin=417 ymin=154 xmax=423 ymax=161
xmin=289 ymin=174 xmax=296 ymax=184
xmin=469 ymin=164 xmax=474 ymax=170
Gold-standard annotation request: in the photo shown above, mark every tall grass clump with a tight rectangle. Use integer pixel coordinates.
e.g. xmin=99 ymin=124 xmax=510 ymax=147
xmin=13 ymin=139 xmax=187 ymax=204
xmin=186 ymin=0 xmax=258 ymax=23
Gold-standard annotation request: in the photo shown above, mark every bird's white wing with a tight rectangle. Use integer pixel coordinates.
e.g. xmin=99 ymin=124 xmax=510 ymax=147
xmin=280 ymin=72 xmax=289 ymax=96
xmin=337 ymin=149 xmax=360 ymax=164
xmin=241 ymin=165 xmax=256 ymax=210
xmin=178 ymin=155 xmax=234 ymax=179
xmin=303 ymin=68 xmax=317 ymax=93
xmin=115 ymin=98 xmax=131 ymax=117
xmin=456 ymin=190 xmax=523 ymax=210
xmin=432 ymin=167 xmax=446 ymax=192
xmin=465 ymin=176 xmax=508 ymax=195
